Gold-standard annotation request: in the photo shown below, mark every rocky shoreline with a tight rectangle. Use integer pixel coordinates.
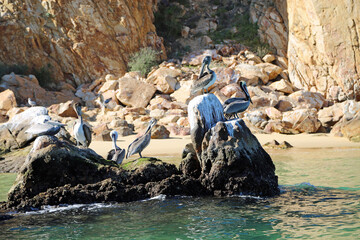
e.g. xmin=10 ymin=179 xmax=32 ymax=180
xmin=1 ymin=94 xmax=279 ymax=212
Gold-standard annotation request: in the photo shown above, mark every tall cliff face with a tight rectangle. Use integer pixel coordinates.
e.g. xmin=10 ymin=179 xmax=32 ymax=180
xmin=251 ymin=0 xmax=360 ymax=101
xmin=0 ymin=0 xmax=165 ymax=87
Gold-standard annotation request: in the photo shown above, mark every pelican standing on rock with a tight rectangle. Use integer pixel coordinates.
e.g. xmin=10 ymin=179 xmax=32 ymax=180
xmin=25 ymin=116 xmax=65 ymax=137
xmin=191 ymin=56 xmax=217 ymax=94
xmin=73 ymin=102 xmax=92 ymax=147
xmin=223 ymin=81 xmax=253 ymax=120
xmin=28 ymin=98 xmax=36 ymax=107
xmin=107 ymin=130 xmax=126 ymax=164
xmin=126 ymin=118 xmax=157 ymax=159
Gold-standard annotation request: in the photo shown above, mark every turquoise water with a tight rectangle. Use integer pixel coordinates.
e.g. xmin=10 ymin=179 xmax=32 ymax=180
xmin=1 ymin=148 xmax=359 ymax=239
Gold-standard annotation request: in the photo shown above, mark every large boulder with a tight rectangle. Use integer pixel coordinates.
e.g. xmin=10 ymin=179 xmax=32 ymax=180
xmin=282 ymin=109 xmax=321 ymax=133
xmin=186 ymin=94 xmax=279 ymax=197
xmin=146 ymin=67 xmax=181 ymax=94
xmin=0 ymin=107 xmax=49 ymax=151
xmin=288 ymin=91 xmax=326 ymax=110
xmin=234 ymin=64 xmax=269 ymax=85
xmin=116 ymin=74 xmax=156 ymax=108
xmin=0 ymin=89 xmax=17 ymax=111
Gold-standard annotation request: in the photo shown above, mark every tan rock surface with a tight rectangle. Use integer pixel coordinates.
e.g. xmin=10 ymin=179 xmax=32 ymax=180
xmin=270 ymin=79 xmax=294 ymax=94
xmin=235 ymin=63 xmax=269 ymax=85
xmin=116 ymin=75 xmax=156 ymax=108
xmin=282 ymin=109 xmax=321 ymax=133
xmin=265 ymin=107 xmax=282 ymax=120
xmin=0 ymin=0 xmax=165 ymax=84
xmin=170 ymin=80 xmax=195 ymax=104
xmin=288 ymin=91 xmax=326 ymax=110
xmin=256 ymin=63 xmax=282 ymax=80
xmin=146 ymin=67 xmax=181 ymax=94
xmin=0 ymin=89 xmax=17 ymax=111
xmin=252 ymin=0 xmax=360 ymax=100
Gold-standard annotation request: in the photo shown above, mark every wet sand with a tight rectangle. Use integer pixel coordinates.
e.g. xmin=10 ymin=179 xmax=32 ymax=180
xmin=90 ymin=133 xmax=360 ymax=164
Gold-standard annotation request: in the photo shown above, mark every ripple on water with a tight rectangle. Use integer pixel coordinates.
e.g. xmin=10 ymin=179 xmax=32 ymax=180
xmin=0 ymin=185 xmax=359 ymax=239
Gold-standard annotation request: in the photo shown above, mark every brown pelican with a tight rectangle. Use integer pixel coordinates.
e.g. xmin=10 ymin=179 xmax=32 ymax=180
xmin=223 ymin=81 xmax=253 ymax=120
xmin=95 ymin=92 xmax=111 ymax=114
xmin=191 ymin=56 xmax=217 ymax=94
xmin=73 ymin=103 xmax=92 ymax=147
xmin=126 ymin=118 xmax=157 ymax=159
xmin=25 ymin=116 xmax=65 ymax=137
xmin=107 ymin=130 xmax=126 ymax=164
xmin=28 ymin=98 xmax=36 ymax=107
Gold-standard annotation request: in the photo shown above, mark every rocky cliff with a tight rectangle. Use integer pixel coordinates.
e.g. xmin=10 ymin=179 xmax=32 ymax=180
xmin=0 ymin=0 xmax=165 ymax=87
xmin=251 ymin=0 xmax=360 ymax=101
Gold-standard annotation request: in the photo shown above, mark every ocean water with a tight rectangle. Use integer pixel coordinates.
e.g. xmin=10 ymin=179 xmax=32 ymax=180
xmin=1 ymin=148 xmax=359 ymax=239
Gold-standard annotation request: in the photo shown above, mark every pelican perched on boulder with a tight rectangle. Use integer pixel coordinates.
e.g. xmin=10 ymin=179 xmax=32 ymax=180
xmin=107 ymin=130 xmax=125 ymax=164
xmin=25 ymin=116 xmax=65 ymax=137
xmin=73 ymin=103 xmax=92 ymax=147
xmin=28 ymin=98 xmax=36 ymax=107
xmin=223 ymin=81 xmax=253 ymax=120
xmin=126 ymin=118 xmax=157 ymax=159
xmin=191 ymin=56 xmax=216 ymax=94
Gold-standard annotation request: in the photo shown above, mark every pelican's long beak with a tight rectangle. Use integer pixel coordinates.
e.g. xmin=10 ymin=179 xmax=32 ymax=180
xmin=198 ymin=61 xmax=206 ymax=78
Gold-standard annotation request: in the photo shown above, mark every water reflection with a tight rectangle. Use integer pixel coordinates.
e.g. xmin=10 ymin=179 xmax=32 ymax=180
xmin=1 ymin=185 xmax=359 ymax=239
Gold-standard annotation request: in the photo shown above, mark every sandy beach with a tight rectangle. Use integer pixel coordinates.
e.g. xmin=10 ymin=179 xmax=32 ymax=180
xmin=90 ymin=133 xmax=360 ymax=163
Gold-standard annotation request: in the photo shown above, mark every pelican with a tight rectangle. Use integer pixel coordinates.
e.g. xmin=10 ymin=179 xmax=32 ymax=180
xmin=223 ymin=81 xmax=253 ymax=119
xmin=28 ymin=98 xmax=36 ymax=107
xmin=191 ymin=56 xmax=217 ymax=94
xmin=107 ymin=130 xmax=126 ymax=164
xmin=73 ymin=103 xmax=92 ymax=147
xmin=126 ymin=118 xmax=157 ymax=159
xmin=95 ymin=92 xmax=111 ymax=114
xmin=25 ymin=117 xmax=65 ymax=137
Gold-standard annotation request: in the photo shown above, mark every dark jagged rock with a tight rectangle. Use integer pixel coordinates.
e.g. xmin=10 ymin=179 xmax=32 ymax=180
xmin=263 ymin=140 xmax=293 ymax=149
xmin=186 ymin=94 xmax=279 ymax=197
xmin=3 ymin=137 xmax=196 ymax=211
xmin=179 ymin=143 xmax=201 ymax=178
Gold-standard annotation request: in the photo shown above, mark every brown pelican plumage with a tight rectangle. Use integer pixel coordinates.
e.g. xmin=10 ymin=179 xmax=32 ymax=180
xmin=126 ymin=118 xmax=157 ymax=159
xmin=107 ymin=130 xmax=126 ymax=164
xmin=25 ymin=116 xmax=65 ymax=137
xmin=73 ymin=103 xmax=92 ymax=147
xmin=191 ymin=56 xmax=217 ymax=94
xmin=28 ymin=98 xmax=36 ymax=107
xmin=223 ymin=81 xmax=253 ymax=120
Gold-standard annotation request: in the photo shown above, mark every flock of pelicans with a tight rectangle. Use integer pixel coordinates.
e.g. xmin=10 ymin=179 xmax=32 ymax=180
xmin=25 ymin=56 xmax=252 ymax=166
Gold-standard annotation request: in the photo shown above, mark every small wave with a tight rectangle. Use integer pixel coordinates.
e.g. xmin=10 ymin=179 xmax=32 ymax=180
xmin=230 ymin=194 xmax=264 ymax=200
xmin=141 ymin=194 xmax=167 ymax=202
xmin=22 ymin=203 xmax=111 ymax=215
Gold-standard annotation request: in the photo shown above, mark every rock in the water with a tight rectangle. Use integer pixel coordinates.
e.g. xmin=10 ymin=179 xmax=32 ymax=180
xmin=5 ymin=137 xmax=183 ymax=211
xmin=180 ymin=143 xmax=201 ymax=179
xmin=186 ymin=94 xmax=279 ymax=197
